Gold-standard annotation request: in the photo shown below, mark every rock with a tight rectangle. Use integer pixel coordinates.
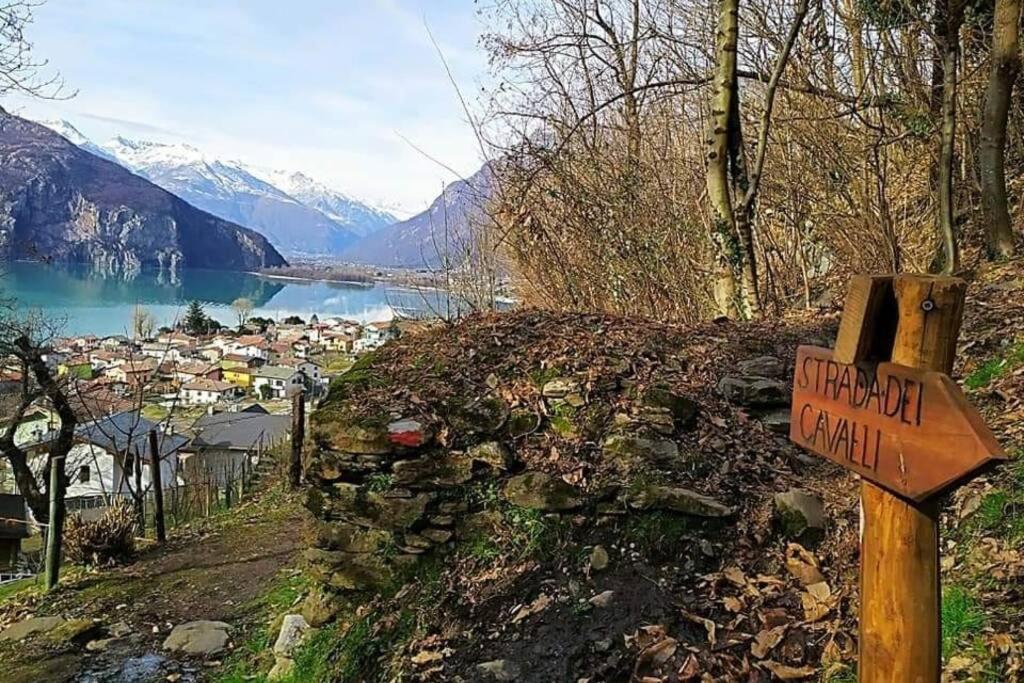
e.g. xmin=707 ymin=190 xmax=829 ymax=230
xmin=717 ymin=376 xmax=789 ymax=408
xmin=304 ymin=549 xmax=394 ymax=591
xmin=301 ymin=586 xmax=338 ymax=627
xmin=774 ymin=489 xmax=825 ymax=540
xmin=503 ymin=471 xmax=583 ymax=511
xmin=392 ymin=455 xmax=473 ymax=488
xmin=86 ymin=637 xmax=120 ymax=652
xmin=448 ymin=396 xmax=509 ymax=436
xmin=588 ymin=590 xmax=615 ymax=608
xmin=507 ymin=409 xmax=541 ymax=438
xmin=602 ymin=434 xmax=684 ymax=469
xmin=315 ymin=420 xmax=393 ymax=455
xmin=320 ymin=483 xmax=433 ymax=529
xmin=0 ymin=616 xmax=67 ymax=642
xmin=268 ymin=655 xmax=295 ymax=681
xmin=162 ymin=621 xmax=231 ymax=657
xmin=737 ymin=356 xmax=786 ymax=378
xmin=759 ymin=409 xmax=791 ymax=434
xmin=46 ymin=619 xmax=100 ymax=645
xmin=477 ymin=659 xmax=522 ymax=681
xmin=565 ymin=392 xmax=587 ymax=408
xmin=468 ymin=441 xmax=511 ymax=470
xmin=590 ymin=545 xmax=610 ymax=571
xmin=542 ymin=378 xmax=581 ymax=399
xmin=625 ymin=485 xmax=735 ymax=517
xmin=786 ymin=557 xmax=826 ymax=586
xmin=273 ymin=615 xmax=310 ymax=657
xmin=420 ymin=527 xmax=453 ymax=543
xmin=315 ymin=522 xmax=391 ymax=553
xmin=387 ymin=418 xmax=433 ymax=448
xmin=641 ymin=386 xmax=699 ymax=429
xmin=592 ymin=638 xmax=613 ymax=653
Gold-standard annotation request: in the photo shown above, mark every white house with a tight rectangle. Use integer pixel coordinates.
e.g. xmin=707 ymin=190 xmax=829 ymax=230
xmin=354 ymin=321 xmax=398 ymax=352
xmin=252 ymin=365 xmax=303 ymax=399
xmin=178 ymin=379 xmax=240 ymax=405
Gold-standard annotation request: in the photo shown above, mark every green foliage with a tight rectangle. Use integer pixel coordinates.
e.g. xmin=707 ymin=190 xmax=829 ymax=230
xmin=965 ymin=340 xmax=1024 ymax=389
xmin=942 ymin=586 xmax=986 ymax=660
xmin=623 ymin=511 xmax=696 ymax=559
xmin=857 ymin=0 xmax=926 ymax=29
xmin=183 ymin=300 xmax=218 ymax=335
xmin=285 ymin=609 xmax=415 ymax=683
xmin=529 ymin=365 xmax=563 ymax=388
xmin=326 ymin=351 xmax=380 ymax=404
xmin=364 ymin=473 xmax=394 ymax=493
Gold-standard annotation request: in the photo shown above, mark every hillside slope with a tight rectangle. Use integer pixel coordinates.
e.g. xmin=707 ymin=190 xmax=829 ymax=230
xmin=0 ymin=109 xmax=286 ymax=272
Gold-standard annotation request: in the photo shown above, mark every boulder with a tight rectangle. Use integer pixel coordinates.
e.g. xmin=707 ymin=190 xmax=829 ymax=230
xmin=602 ymin=434 xmax=684 ymax=469
xmin=448 ymin=396 xmax=509 ymax=436
xmin=774 ymin=489 xmax=825 ymax=540
xmin=273 ymin=615 xmax=311 ymax=657
xmin=387 ymin=418 xmax=433 ymax=448
xmin=318 ymin=483 xmax=433 ymax=529
xmin=737 ymin=356 xmax=786 ymax=378
xmin=503 ymin=472 xmax=583 ymax=511
xmin=45 ymin=619 xmax=100 ymax=645
xmin=0 ymin=616 xmax=67 ymax=642
xmin=304 ymin=549 xmax=395 ymax=591
xmin=717 ymin=376 xmax=788 ymax=408
xmin=315 ymin=522 xmax=391 ymax=553
xmin=468 ymin=441 xmax=512 ymax=470
xmin=542 ymin=378 xmax=580 ymax=399
xmin=625 ymin=485 xmax=734 ymax=517
xmin=392 ymin=455 xmax=473 ymax=488
xmin=301 ymin=586 xmax=338 ymax=627
xmin=314 ymin=420 xmax=393 ymax=455
xmin=641 ymin=386 xmax=699 ymax=429
xmin=588 ymin=590 xmax=615 ymax=608
xmin=477 ymin=659 xmax=522 ymax=681
xmin=162 ymin=621 xmax=231 ymax=657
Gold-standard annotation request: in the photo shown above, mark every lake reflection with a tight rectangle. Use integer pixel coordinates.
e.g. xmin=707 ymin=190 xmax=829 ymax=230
xmin=1 ymin=261 xmax=451 ymax=336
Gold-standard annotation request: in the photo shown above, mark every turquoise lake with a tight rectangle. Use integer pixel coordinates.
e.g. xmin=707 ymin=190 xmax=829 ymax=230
xmin=0 ymin=261 xmax=453 ymax=336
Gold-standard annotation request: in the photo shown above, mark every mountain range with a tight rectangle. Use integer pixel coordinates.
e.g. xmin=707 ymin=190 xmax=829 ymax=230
xmin=0 ymin=107 xmax=286 ymax=272
xmin=38 ymin=120 xmax=397 ymax=258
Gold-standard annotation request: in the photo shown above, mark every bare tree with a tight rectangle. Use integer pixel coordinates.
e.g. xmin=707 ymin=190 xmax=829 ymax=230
xmin=0 ymin=1 xmax=71 ymax=99
xmin=231 ymin=297 xmax=254 ymax=329
xmin=979 ymin=0 xmax=1022 ymax=259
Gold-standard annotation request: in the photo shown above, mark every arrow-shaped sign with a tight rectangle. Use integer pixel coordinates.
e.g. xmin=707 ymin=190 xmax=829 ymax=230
xmin=790 ymin=345 xmax=1006 ymax=502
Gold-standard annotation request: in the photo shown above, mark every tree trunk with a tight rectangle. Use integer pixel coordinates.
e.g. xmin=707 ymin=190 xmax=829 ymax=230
xmin=980 ymin=0 xmax=1022 ymax=259
xmin=936 ymin=2 xmax=963 ymax=274
xmin=706 ymin=0 xmax=741 ymax=319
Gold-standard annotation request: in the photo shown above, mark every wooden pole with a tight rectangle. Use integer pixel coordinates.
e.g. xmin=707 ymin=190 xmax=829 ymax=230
xmin=44 ymin=455 xmax=64 ymax=591
xmin=290 ymin=390 xmax=305 ymax=489
xmin=859 ymin=274 xmax=966 ymax=683
xmin=148 ymin=430 xmax=166 ymax=544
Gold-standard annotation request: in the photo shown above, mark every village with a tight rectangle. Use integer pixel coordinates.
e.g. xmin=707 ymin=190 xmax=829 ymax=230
xmin=0 ymin=310 xmax=430 ymax=577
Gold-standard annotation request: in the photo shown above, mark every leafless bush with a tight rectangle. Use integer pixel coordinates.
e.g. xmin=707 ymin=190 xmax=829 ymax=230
xmin=63 ymin=502 xmax=136 ymax=566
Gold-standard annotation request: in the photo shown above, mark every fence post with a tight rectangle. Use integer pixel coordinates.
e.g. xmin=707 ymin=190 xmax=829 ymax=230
xmin=44 ymin=455 xmax=65 ymax=591
xmin=148 ymin=430 xmax=166 ymax=544
xmin=290 ymin=390 xmax=305 ymax=489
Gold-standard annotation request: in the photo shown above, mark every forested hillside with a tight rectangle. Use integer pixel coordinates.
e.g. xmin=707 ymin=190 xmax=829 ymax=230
xmin=460 ymin=0 xmax=1024 ymax=321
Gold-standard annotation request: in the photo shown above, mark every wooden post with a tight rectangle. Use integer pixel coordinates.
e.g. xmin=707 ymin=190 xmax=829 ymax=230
xmin=859 ymin=275 xmax=966 ymax=683
xmin=290 ymin=390 xmax=305 ymax=489
xmin=44 ymin=455 xmax=64 ymax=591
xmin=148 ymin=430 xmax=166 ymax=544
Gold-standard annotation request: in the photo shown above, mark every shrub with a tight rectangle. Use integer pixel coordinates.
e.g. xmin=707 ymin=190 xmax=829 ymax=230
xmin=63 ymin=502 xmax=137 ymax=566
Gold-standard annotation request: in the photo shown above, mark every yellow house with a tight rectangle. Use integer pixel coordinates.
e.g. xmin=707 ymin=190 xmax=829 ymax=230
xmin=223 ymin=366 xmax=253 ymax=390
xmin=58 ymin=356 xmax=94 ymax=380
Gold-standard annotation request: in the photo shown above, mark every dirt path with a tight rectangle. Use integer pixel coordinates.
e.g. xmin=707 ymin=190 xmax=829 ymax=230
xmin=1 ymin=490 xmax=311 ymax=683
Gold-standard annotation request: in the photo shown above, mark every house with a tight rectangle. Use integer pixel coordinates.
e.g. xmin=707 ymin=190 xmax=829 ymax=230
xmin=354 ymin=321 xmax=398 ymax=352
xmin=0 ymin=494 xmax=29 ymax=570
xmin=20 ymin=411 xmax=187 ymax=518
xmin=232 ymin=335 xmax=270 ymax=361
xmin=140 ymin=341 xmax=189 ymax=362
xmin=221 ymin=353 xmax=261 ymax=370
xmin=106 ymin=358 xmax=158 ymax=385
xmin=88 ymin=349 xmax=125 ymax=371
xmin=170 ymin=361 xmax=222 ymax=385
xmin=223 ymin=366 xmax=254 ymax=390
xmin=278 ymin=357 xmax=324 ymax=393
xmin=179 ymin=379 xmax=240 ymax=405
xmin=322 ymin=330 xmax=356 ymax=353
xmin=253 ymin=365 xmax=303 ymax=399
xmin=183 ymin=407 xmax=290 ymax=487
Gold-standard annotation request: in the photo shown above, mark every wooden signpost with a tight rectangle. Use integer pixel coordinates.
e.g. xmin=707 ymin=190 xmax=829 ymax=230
xmin=789 ymin=274 xmax=1006 ymax=682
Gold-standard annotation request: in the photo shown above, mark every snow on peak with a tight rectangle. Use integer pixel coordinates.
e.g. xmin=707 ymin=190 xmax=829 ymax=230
xmin=38 ymin=119 xmax=90 ymax=146
xmin=104 ymin=136 xmax=207 ymax=170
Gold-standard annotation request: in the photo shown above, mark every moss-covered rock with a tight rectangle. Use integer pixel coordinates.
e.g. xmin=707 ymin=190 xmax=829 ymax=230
xmin=502 ymin=472 xmax=583 ymax=511
xmin=602 ymin=434 xmax=686 ymax=470
xmin=315 ymin=522 xmax=392 ymax=553
xmin=641 ymin=385 xmax=698 ymax=430
xmin=447 ymin=396 xmax=509 ymax=436
xmin=625 ymin=485 xmax=734 ymax=518
xmin=773 ymin=489 xmax=825 ymax=541
xmin=392 ymin=454 xmax=474 ymax=488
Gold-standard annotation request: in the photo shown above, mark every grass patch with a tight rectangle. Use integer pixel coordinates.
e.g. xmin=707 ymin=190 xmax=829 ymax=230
xmin=0 ymin=576 xmax=40 ymax=603
xmin=141 ymin=403 xmax=169 ymax=421
xmin=965 ymin=340 xmax=1024 ymax=390
xmin=942 ymin=586 xmax=986 ymax=660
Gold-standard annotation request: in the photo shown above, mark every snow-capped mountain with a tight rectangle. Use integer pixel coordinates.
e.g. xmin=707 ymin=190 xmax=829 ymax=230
xmin=253 ymin=169 xmax=396 ymax=238
xmin=37 ymin=120 xmax=397 ymax=257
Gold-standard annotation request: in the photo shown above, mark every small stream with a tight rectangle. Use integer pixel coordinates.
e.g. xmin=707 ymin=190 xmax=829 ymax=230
xmin=74 ymin=652 xmax=198 ymax=683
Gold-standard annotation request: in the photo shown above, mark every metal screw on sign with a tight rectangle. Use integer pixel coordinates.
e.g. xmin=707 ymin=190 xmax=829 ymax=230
xmin=921 ymin=298 xmax=936 ymax=312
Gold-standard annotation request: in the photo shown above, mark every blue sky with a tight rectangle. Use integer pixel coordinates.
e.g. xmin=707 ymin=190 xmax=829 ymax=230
xmin=5 ymin=0 xmax=490 ymax=216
